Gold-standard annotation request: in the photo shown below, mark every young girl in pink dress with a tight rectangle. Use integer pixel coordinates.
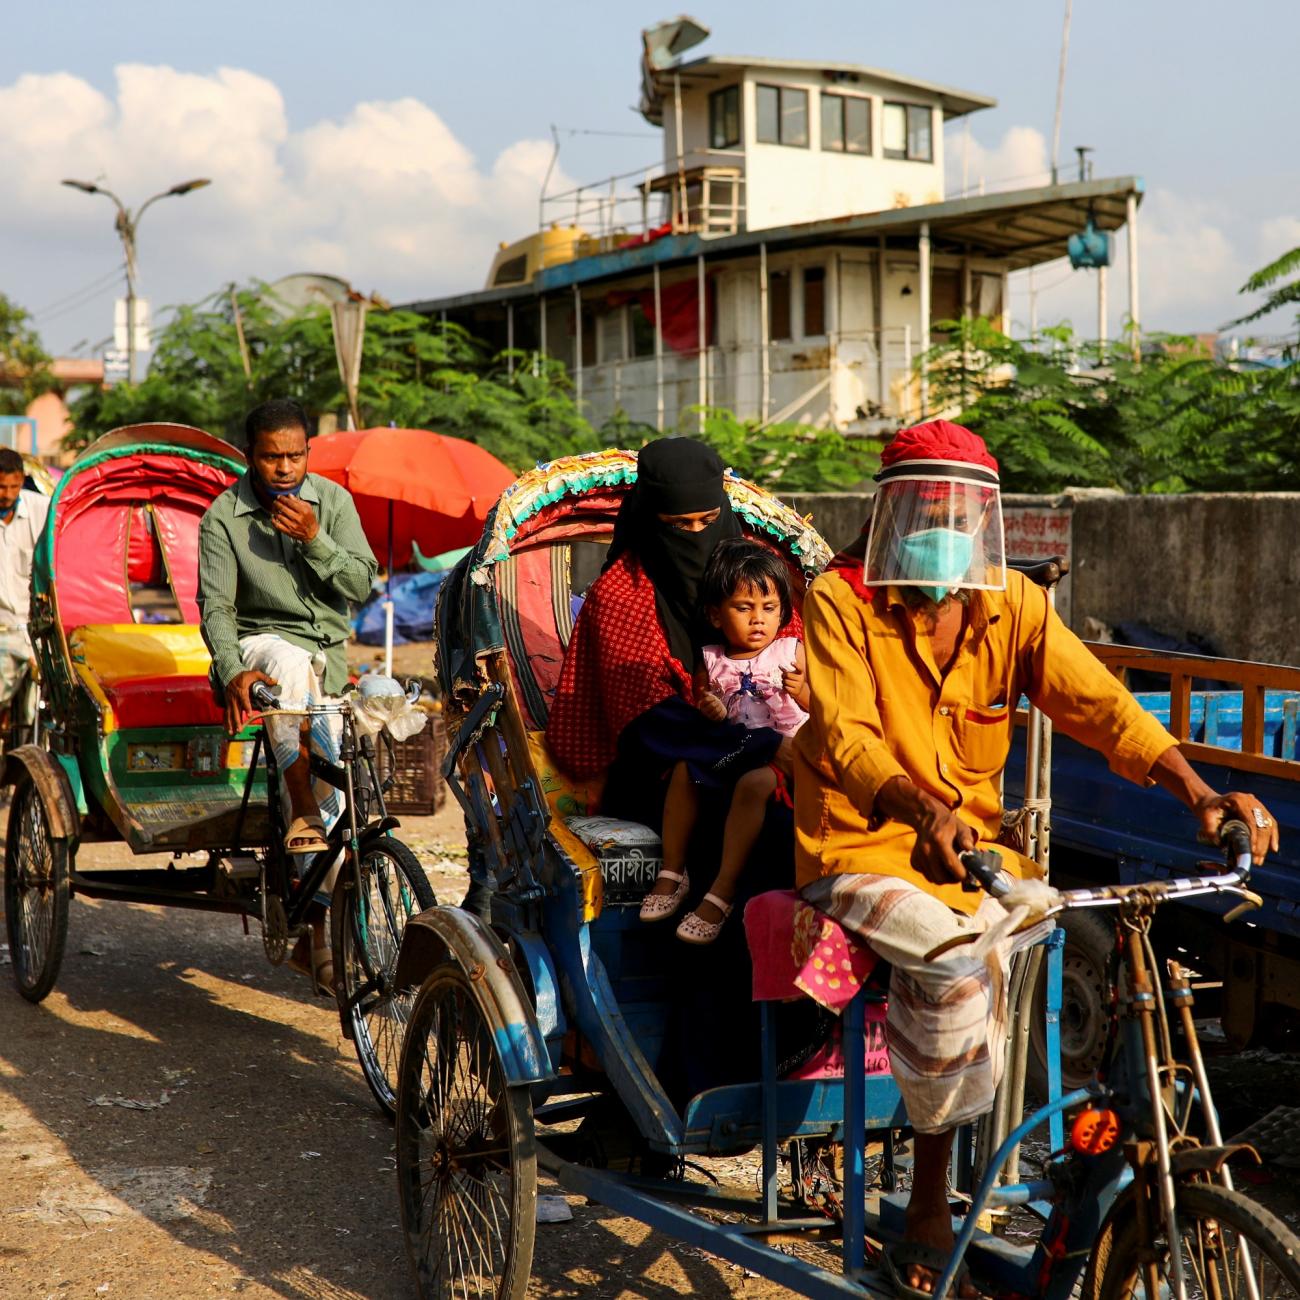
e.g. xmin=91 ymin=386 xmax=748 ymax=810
xmin=639 ymin=538 xmax=811 ymax=943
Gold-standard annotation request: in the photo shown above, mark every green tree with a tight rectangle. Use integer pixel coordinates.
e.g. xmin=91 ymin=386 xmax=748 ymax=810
xmin=924 ymin=313 xmax=1300 ymax=493
xmin=68 ymin=285 xmax=601 ymax=469
xmin=0 ymin=295 xmax=55 ymax=416
xmin=1229 ymin=244 xmax=1300 ymax=328
xmin=688 ymin=407 xmax=880 ymax=491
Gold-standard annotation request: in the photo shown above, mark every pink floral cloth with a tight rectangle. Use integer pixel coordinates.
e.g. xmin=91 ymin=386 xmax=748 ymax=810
xmin=744 ymin=889 xmax=890 ymax=1079
xmin=701 ymin=636 xmax=808 ymax=738
xmin=743 ymin=888 xmax=879 ymax=1012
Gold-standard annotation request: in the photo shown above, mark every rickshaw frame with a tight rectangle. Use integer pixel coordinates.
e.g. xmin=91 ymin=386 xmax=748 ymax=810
xmin=4 ymin=423 xmax=433 ymax=1117
xmin=389 ymin=450 xmax=1081 ymax=1299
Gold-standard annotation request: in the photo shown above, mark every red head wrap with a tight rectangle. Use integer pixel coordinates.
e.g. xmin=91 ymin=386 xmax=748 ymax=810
xmin=880 ymin=419 xmax=999 ymax=476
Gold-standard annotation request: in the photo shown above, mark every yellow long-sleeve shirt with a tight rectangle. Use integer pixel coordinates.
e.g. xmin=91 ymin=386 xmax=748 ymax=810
xmin=793 ymin=568 xmax=1177 ymax=914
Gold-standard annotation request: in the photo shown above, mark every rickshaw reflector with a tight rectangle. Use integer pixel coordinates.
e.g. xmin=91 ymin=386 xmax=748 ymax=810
xmin=127 ymin=742 xmax=186 ymax=773
xmin=1069 ymin=1107 xmax=1121 ymax=1155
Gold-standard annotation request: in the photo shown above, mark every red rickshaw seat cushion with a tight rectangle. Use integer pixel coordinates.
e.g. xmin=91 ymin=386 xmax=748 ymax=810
xmin=102 ymin=675 xmax=225 ymax=730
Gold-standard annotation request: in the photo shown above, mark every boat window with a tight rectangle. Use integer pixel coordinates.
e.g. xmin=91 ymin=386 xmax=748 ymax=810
xmin=493 ymin=253 xmax=528 ymax=287
xmin=821 ymin=93 xmax=871 ymax=155
xmin=756 ymin=84 xmax=808 ymax=148
xmin=709 ymin=85 xmax=740 ymax=149
xmin=769 ymin=270 xmax=792 ymax=341
xmin=802 ymin=267 xmax=826 ymax=337
xmin=883 ymin=102 xmax=933 ymax=162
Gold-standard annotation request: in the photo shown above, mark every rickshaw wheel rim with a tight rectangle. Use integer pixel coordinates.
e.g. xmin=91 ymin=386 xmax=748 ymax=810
xmin=395 ymin=962 xmax=536 ymax=1300
xmin=3 ymin=774 xmax=69 ymax=1002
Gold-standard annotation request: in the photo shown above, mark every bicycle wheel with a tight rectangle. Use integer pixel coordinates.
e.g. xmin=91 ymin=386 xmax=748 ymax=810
xmin=1030 ymin=908 xmax=1117 ymax=1092
xmin=4 ymin=774 xmax=70 ymax=1002
xmin=332 ymin=837 xmax=436 ymax=1117
xmin=395 ymin=962 xmax=536 ymax=1300
xmin=1086 ymin=1180 xmax=1300 ymax=1299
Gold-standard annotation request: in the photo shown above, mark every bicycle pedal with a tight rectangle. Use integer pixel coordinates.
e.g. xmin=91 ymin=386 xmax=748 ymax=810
xmin=219 ymin=855 xmax=260 ymax=881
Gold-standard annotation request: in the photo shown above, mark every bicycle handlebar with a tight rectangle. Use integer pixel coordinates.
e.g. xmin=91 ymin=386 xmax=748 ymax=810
xmin=250 ymin=681 xmax=279 ymax=710
xmin=958 ymin=819 xmax=1259 ymax=921
xmin=249 ymin=676 xmax=421 ymax=716
xmin=960 ymin=848 xmax=1012 ymax=899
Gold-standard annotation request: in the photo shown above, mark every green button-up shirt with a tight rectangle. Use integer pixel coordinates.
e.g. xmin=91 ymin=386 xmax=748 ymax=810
xmin=197 ymin=471 xmax=377 ymax=694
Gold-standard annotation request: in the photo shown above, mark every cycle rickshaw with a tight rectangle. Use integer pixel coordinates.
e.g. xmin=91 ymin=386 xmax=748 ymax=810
xmin=2 ymin=423 xmax=433 ymax=1115
xmin=392 ymin=449 xmax=1300 ymax=1299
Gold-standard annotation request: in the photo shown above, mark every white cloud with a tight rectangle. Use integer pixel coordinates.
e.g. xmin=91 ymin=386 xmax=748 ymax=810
xmin=946 ymin=123 xmax=1051 ymax=198
xmin=0 ymin=65 xmax=574 ymax=350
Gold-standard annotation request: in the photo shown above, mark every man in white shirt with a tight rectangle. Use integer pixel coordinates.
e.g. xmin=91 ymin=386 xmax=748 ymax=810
xmin=0 ymin=448 xmax=50 ymax=728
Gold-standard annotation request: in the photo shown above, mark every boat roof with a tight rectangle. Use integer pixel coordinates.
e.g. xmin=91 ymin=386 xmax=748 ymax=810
xmin=403 ymin=176 xmax=1143 ymax=315
xmin=656 ymin=54 xmax=997 ymax=120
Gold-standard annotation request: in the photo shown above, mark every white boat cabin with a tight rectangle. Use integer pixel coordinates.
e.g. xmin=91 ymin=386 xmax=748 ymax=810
xmin=407 ymin=32 xmax=1143 ymax=436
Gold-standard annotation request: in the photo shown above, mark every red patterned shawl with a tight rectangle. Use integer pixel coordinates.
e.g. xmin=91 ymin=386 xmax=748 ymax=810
xmin=546 ymin=553 xmax=691 ymax=778
xmin=547 ymin=547 xmax=807 ymax=779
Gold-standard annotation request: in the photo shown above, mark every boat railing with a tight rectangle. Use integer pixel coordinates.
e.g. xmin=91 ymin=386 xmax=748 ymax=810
xmin=540 ymin=149 xmax=747 ymax=246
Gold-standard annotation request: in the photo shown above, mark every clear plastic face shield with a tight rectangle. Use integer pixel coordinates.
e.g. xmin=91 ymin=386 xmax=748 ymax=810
xmin=863 ymin=460 xmax=1006 ymax=601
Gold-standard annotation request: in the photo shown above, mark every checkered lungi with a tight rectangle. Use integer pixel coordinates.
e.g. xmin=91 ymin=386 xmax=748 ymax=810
xmin=801 ymin=873 xmax=1048 ymax=1135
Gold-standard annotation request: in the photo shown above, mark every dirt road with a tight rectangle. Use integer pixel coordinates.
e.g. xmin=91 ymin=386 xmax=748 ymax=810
xmin=0 ymin=809 xmax=774 ymax=1300
xmin=4 ymin=804 xmax=1299 ymax=1300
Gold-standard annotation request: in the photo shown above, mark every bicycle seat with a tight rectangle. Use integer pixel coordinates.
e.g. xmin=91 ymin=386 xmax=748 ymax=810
xmin=1007 ymin=555 xmax=1071 ymax=588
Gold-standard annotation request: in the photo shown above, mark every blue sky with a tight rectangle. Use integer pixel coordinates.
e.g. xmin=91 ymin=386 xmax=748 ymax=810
xmin=3 ymin=0 xmax=1296 ymax=353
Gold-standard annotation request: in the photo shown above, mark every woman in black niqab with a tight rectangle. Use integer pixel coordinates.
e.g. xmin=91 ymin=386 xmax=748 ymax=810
xmin=586 ymin=439 xmax=815 ymax=1104
xmin=605 ymin=437 xmax=742 ymax=668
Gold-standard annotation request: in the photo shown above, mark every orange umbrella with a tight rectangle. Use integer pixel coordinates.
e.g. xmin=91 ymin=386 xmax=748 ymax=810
xmin=307 ymin=427 xmax=516 ymax=569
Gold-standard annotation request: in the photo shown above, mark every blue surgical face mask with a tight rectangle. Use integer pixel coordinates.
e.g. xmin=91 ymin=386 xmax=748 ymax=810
xmin=895 ymin=526 xmax=975 ymax=604
xmin=258 ymin=477 xmax=303 ymax=499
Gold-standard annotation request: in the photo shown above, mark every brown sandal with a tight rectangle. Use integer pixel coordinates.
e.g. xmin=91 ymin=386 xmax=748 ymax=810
xmin=284 ymin=815 xmax=328 ymax=855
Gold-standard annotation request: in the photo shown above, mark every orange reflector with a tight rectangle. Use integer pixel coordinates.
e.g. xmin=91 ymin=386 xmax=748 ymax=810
xmin=1070 ymin=1108 xmax=1121 ymax=1155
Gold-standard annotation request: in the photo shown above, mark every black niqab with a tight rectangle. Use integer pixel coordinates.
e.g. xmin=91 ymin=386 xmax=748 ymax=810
xmin=606 ymin=438 xmax=742 ymax=667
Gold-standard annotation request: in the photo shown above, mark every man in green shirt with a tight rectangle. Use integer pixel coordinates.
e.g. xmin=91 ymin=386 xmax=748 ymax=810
xmin=198 ymin=398 xmax=376 ymax=988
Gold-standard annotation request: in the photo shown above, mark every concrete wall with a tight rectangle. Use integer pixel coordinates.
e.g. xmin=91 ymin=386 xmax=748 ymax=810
xmin=783 ymin=491 xmax=1300 ymax=666
xmin=1069 ymin=494 xmax=1300 ymax=667
xmin=784 ymin=492 xmax=870 ymax=553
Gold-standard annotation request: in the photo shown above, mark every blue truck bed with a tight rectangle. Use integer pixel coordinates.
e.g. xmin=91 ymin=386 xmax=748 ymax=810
xmin=1006 ymin=675 xmax=1300 ymax=1045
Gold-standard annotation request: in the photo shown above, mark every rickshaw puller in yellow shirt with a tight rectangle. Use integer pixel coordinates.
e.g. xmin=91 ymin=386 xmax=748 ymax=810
xmin=793 ymin=420 xmax=1277 ymax=1298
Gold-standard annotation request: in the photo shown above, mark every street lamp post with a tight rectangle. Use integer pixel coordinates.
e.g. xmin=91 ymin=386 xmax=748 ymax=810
xmin=61 ymin=177 xmax=212 ymax=383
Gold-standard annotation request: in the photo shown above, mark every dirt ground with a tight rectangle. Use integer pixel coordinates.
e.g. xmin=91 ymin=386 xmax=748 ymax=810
xmin=4 ymin=795 xmax=1300 ymax=1300
xmin=0 ymin=800 xmax=798 ymax=1300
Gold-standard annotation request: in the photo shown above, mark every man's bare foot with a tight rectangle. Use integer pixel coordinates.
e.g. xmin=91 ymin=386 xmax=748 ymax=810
xmin=900 ymin=1200 xmax=979 ymax=1297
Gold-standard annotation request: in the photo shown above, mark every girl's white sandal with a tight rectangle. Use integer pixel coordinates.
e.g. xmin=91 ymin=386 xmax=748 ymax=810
xmin=639 ymin=870 xmax=690 ymax=922
xmin=675 ymin=893 xmax=734 ymax=944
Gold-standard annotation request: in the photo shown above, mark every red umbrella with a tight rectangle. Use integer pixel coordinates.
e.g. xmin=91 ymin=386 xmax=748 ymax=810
xmin=307 ymin=427 xmax=516 ymax=570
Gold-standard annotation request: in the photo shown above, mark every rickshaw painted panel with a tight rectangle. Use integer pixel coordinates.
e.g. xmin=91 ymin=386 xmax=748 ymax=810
xmin=102 ymin=676 xmax=224 ymax=730
xmin=70 ymin=624 xmax=212 ymax=682
xmin=542 ymin=888 xmax=683 ymax=1149
xmin=54 ymin=753 xmax=88 ymax=815
xmin=509 ymin=929 xmax=566 ymax=1062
